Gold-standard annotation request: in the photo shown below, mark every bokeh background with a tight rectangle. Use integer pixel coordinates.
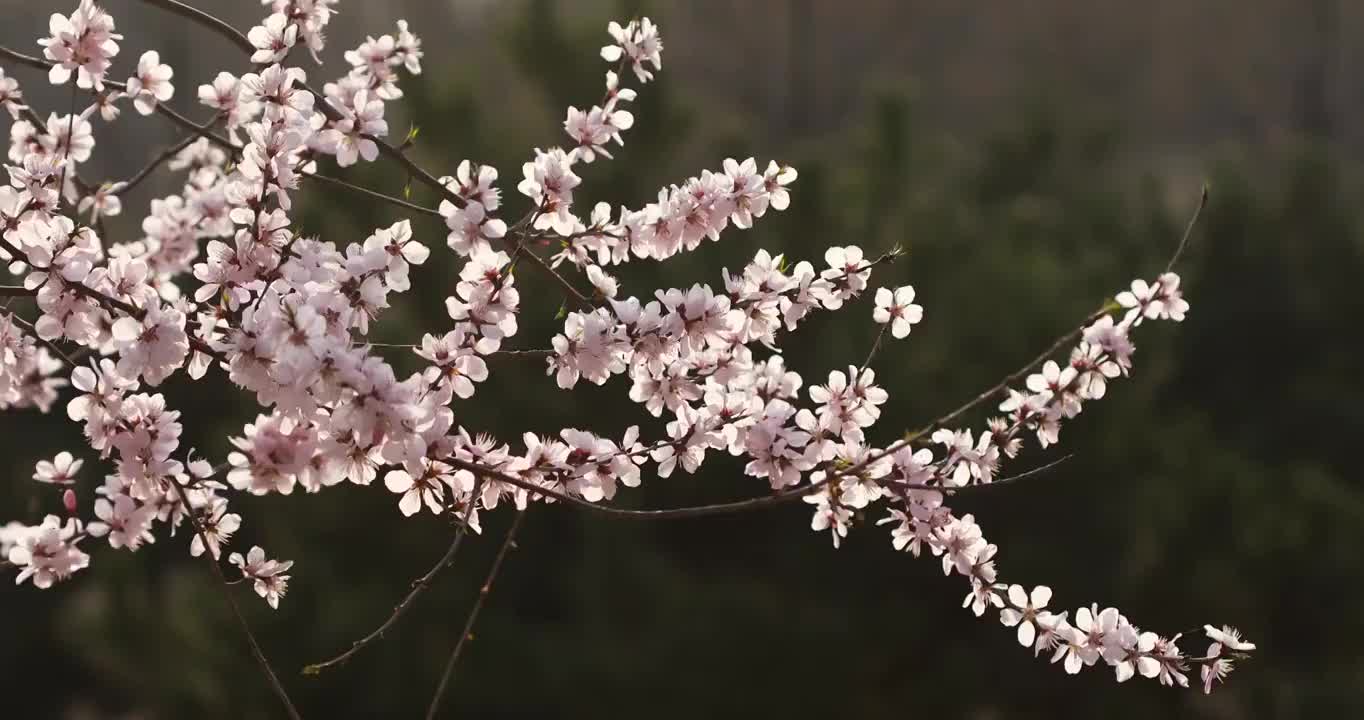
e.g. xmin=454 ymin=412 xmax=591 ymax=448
xmin=3 ymin=0 xmax=1362 ymax=717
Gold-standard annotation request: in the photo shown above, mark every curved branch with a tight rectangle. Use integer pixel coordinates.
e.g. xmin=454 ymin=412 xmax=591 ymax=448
xmin=136 ymin=0 xmax=255 ymax=55
xmin=302 ymin=476 xmax=486 ymax=675
xmin=1166 ymin=183 xmax=1209 ymax=273
xmin=114 ymin=128 xmax=210 ymax=197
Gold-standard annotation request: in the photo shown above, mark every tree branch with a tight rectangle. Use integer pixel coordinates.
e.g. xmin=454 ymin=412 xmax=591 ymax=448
xmin=302 ymin=476 xmax=486 ymax=675
xmin=305 ymin=172 xmax=442 ymax=218
xmin=441 ymin=452 xmax=1070 ymax=522
xmin=1166 ymin=183 xmax=1209 ymax=273
xmin=165 ymin=478 xmax=303 ymax=720
xmin=114 ymin=125 xmax=213 ymax=197
xmin=425 ymin=511 xmax=525 ymax=720
xmin=842 ymin=186 xmax=1211 ymax=481
xmin=135 ymin=0 xmax=255 ymax=55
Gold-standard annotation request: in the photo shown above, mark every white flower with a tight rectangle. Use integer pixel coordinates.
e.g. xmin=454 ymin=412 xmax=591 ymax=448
xmin=872 ymin=285 xmax=923 ymax=339
xmin=999 ymin=584 xmax=1053 ymax=647
xmin=600 ymin=18 xmax=663 ymax=83
xmin=110 ymin=305 xmax=189 ymax=387
xmin=88 ymin=496 xmax=155 ymax=550
xmin=518 ymin=148 xmax=581 ymax=235
xmin=1203 ymin=624 xmax=1256 ymax=652
xmin=248 ymin=13 xmax=297 ymax=64
xmin=229 ymin=546 xmax=294 ymax=609
xmin=0 ymin=68 xmax=26 ymax=119
xmin=41 ymin=0 xmax=122 ymax=91
xmin=125 ymin=50 xmax=173 ymax=115
xmin=33 ymin=451 xmax=82 ymax=485
xmin=8 ymin=515 xmax=88 ymax=588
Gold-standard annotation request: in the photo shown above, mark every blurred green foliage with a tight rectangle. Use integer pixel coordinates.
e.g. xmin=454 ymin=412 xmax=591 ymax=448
xmin=3 ymin=3 xmax=1362 ymax=718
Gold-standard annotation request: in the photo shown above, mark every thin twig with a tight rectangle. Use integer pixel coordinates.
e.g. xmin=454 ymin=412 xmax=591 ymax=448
xmin=520 ymin=249 xmax=592 ymax=308
xmin=305 ymin=172 xmax=442 ymax=217
xmin=859 ymin=324 xmax=888 ymax=374
xmin=165 ymin=478 xmax=304 ymax=720
xmin=1166 ymin=183 xmax=1209 ymax=273
xmin=424 ymin=511 xmax=525 ymax=720
xmin=0 ymin=45 xmax=50 ymax=72
xmin=302 ymin=477 xmax=487 ymax=675
xmin=114 ymin=124 xmax=215 ymax=197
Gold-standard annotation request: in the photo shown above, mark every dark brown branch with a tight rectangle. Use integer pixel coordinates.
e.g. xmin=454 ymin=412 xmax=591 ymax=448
xmin=305 ymin=172 xmax=442 ymax=218
xmin=0 ymin=286 xmax=33 ymax=297
xmin=302 ymin=476 xmax=487 ymax=675
xmin=114 ymin=128 xmax=209 ymax=197
xmin=425 ymin=511 xmax=525 ymax=720
xmin=0 ymin=45 xmax=50 ymax=72
xmin=147 ymin=103 xmax=236 ymax=152
xmin=136 ymin=0 xmax=256 ymax=55
xmin=165 ymin=478 xmax=303 ymax=720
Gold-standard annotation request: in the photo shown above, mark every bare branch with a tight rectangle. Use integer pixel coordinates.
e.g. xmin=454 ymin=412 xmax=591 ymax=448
xmin=165 ymin=478 xmax=303 ymax=720
xmin=0 ymin=45 xmax=51 ymax=72
xmin=425 ymin=511 xmax=526 ymax=720
xmin=302 ymin=476 xmax=487 ymax=675
xmin=115 ymin=128 xmax=211 ymax=197
xmin=136 ymin=0 xmax=255 ymax=55
xmin=305 ymin=172 xmax=442 ymax=218
xmin=1166 ymin=183 xmax=1210 ymax=273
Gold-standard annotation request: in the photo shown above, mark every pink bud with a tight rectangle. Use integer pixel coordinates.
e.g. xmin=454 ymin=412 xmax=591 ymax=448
xmin=62 ymin=488 xmax=78 ymax=514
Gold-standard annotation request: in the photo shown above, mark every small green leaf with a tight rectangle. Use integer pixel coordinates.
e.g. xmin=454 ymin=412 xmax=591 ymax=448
xmin=554 ymin=300 xmax=567 ymax=320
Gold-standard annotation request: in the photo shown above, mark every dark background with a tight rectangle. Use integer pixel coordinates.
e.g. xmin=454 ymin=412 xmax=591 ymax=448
xmin=2 ymin=1 xmax=1362 ymax=717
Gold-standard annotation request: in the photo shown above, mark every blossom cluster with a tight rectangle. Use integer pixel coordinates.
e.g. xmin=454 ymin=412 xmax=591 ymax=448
xmin=0 ymin=0 xmax=1252 ymax=698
